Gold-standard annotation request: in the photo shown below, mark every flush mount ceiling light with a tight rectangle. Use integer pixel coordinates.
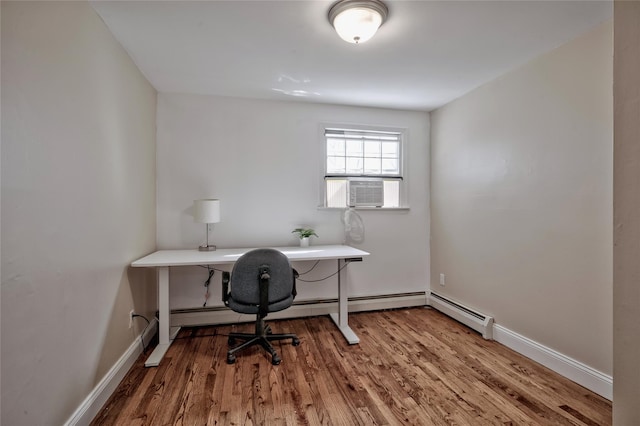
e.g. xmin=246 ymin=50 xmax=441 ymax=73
xmin=328 ymin=0 xmax=388 ymax=44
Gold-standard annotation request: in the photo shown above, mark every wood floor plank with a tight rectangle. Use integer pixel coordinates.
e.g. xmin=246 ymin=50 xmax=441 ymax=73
xmin=91 ymin=308 xmax=611 ymax=425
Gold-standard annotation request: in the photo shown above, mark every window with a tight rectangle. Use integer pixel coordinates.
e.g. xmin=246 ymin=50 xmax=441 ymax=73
xmin=323 ymin=127 xmax=404 ymax=208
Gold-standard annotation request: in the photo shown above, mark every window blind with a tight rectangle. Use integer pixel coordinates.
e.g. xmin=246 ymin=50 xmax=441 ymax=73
xmin=325 ymin=128 xmax=402 ymax=177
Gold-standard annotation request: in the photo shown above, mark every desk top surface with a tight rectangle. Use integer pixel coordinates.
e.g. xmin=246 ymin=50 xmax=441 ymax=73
xmin=131 ymin=245 xmax=370 ymax=267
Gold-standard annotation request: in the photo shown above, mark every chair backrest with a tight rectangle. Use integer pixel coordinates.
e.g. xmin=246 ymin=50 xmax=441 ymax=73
xmin=229 ymin=248 xmax=295 ymax=312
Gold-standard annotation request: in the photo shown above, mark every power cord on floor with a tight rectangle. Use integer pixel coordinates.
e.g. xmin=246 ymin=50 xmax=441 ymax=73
xmin=132 ymin=314 xmax=151 ymax=353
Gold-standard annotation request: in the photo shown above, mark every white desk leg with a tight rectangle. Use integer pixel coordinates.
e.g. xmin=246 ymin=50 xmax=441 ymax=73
xmin=329 ymin=259 xmax=360 ymax=344
xmin=145 ymin=266 xmax=180 ymax=367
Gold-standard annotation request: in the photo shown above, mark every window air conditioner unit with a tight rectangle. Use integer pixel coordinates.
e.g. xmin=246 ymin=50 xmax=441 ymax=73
xmin=348 ymin=179 xmax=384 ymax=207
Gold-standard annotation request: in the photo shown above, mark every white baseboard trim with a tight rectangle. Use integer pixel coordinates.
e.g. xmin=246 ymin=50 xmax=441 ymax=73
xmin=63 ymin=319 xmax=158 ymax=426
xmin=492 ymin=324 xmax=612 ymax=400
xmin=170 ymin=293 xmax=428 ymax=327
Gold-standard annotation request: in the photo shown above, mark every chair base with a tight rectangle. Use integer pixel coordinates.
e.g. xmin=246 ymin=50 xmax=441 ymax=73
xmin=227 ymin=321 xmax=300 ymax=365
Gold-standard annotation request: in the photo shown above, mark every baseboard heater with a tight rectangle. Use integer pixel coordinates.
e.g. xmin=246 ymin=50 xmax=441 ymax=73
xmin=169 ymin=292 xmax=427 ymax=327
xmin=428 ymin=292 xmax=494 ymax=340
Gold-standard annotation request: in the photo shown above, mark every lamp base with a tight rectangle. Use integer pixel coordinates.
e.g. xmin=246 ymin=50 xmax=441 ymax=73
xmin=198 ymin=245 xmax=217 ymax=251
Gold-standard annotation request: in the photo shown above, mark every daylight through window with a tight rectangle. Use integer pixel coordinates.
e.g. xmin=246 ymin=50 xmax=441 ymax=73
xmin=324 ymin=128 xmax=403 ymax=208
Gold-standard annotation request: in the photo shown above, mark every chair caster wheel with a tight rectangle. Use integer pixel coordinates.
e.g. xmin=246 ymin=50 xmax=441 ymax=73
xmin=228 ymin=336 xmax=236 ymax=345
xmin=265 ymin=325 xmax=272 ymax=335
xmin=292 ymin=338 xmax=300 ymax=346
xmin=227 ymin=355 xmax=236 ymax=364
xmin=271 ymin=355 xmax=281 ymax=365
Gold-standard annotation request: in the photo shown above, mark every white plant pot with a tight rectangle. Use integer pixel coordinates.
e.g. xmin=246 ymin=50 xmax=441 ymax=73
xmin=299 ymin=237 xmax=309 ymax=247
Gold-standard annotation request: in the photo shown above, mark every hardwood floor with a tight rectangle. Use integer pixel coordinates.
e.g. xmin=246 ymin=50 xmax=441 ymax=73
xmin=92 ymin=307 xmax=611 ymax=425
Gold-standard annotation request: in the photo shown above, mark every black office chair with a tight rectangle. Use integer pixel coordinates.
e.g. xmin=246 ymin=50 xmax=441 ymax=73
xmin=222 ymin=248 xmax=300 ymax=365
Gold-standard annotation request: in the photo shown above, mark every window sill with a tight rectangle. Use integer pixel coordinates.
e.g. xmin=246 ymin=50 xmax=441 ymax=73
xmin=317 ymin=206 xmax=410 ymax=211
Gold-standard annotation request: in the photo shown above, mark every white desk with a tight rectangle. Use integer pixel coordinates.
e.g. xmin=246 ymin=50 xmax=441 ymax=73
xmin=131 ymin=245 xmax=369 ymax=367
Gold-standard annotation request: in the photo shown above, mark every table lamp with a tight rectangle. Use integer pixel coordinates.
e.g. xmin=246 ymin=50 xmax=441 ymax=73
xmin=194 ymin=199 xmax=220 ymax=251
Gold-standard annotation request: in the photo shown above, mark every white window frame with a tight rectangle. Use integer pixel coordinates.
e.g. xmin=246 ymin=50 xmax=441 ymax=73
xmin=319 ymin=124 xmax=409 ymax=209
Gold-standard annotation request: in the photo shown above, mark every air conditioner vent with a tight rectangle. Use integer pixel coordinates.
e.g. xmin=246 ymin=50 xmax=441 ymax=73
xmin=348 ymin=179 xmax=384 ymax=207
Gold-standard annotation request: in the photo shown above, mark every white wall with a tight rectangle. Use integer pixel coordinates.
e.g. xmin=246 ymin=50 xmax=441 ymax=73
xmin=431 ymin=21 xmax=613 ymax=375
xmin=1 ymin=2 xmax=157 ymax=424
xmin=613 ymin=1 xmax=640 ymax=423
xmin=157 ymin=94 xmax=430 ymax=309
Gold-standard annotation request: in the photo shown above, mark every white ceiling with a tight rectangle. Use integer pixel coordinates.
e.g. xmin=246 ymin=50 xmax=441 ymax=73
xmin=90 ymin=0 xmax=612 ymax=111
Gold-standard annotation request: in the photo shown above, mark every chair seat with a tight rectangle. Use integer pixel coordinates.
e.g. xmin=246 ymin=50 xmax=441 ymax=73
xmin=227 ymin=294 xmax=294 ymax=315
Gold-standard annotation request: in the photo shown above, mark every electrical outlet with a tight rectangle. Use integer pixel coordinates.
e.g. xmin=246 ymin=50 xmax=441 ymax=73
xmin=439 ymin=273 xmax=445 ymax=286
xmin=129 ymin=309 xmax=135 ymax=329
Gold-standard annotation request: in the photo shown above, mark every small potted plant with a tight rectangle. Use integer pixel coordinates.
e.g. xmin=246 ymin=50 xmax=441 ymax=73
xmin=292 ymin=228 xmax=318 ymax=247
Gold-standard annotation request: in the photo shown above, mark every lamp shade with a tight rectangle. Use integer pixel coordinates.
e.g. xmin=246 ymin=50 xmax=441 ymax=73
xmin=329 ymin=0 xmax=388 ymax=44
xmin=193 ymin=199 xmax=220 ymax=224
